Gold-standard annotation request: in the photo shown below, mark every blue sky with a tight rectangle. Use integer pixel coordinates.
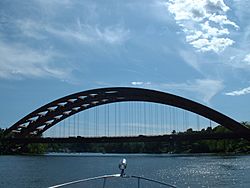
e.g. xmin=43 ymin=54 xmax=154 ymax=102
xmin=1 ymin=0 xmax=250 ymax=128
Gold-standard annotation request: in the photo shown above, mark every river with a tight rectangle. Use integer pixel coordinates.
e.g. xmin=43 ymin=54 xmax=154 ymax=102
xmin=0 ymin=153 xmax=249 ymax=188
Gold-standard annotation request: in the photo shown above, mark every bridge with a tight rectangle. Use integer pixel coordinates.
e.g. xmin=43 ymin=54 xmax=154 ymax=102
xmin=2 ymin=87 xmax=250 ymax=145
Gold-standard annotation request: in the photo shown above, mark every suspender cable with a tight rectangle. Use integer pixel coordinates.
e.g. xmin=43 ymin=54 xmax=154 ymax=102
xmin=137 ymin=102 xmax=140 ymax=135
xmin=68 ymin=118 xmax=71 ymax=136
xmin=73 ymin=114 xmax=76 ymax=136
xmin=133 ymin=102 xmax=135 ymax=136
xmin=169 ymin=107 xmax=172 ymax=133
xmin=74 ymin=114 xmax=76 ymax=136
xmin=128 ymin=102 xmax=131 ymax=135
xmin=63 ymin=120 xmax=65 ymax=137
xmin=127 ymin=103 xmax=130 ymax=136
xmin=82 ymin=111 xmax=85 ymax=137
xmin=53 ymin=123 xmax=56 ymax=137
xmin=131 ymin=102 xmax=134 ymax=136
xmin=164 ymin=106 xmax=167 ymax=134
xmin=97 ymin=107 xmax=99 ymax=136
xmin=94 ymin=107 xmax=98 ymax=136
xmin=94 ymin=108 xmax=96 ymax=136
xmin=197 ymin=114 xmax=200 ymax=131
xmin=104 ymin=104 xmax=107 ymax=136
xmin=148 ymin=103 xmax=151 ymax=135
xmin=135 ymin=102 xmax=138 ymax=135
xmin=126 ymin=103 xmax=128 ymax=136
xmin=114 ymin=103 xmax=116 ymax=136
xmin=77 ymin=113 xmax=79 ymax=136
xmin=133 ymin=102 xmax=136 ymax=135
xmin=161 ymin=105 xmax=164 ymax=133
xmin=139 ymin=102 xmax=141 ymax=134
xmin=107 ymin=104 xmax=110 ymax=137
xmin=184 ymin=110 xmax=186 ymax=132
xmin=136 ymin=102 xmax=138 ymax=135
xmin=173 ymin=108 xmax=176 ymax=132
xmin=133 ymin=103 xmax=134 ymax=135
xmin=182 ymin=110 xmax=184 ymax=132
xmin=176 ymin=109 xmax=179 ymax=132
xmin=86 ymin=110 xmax=89 ymax=137
xmin=144 ymin=102 xmax=146 ymax=135
xmin=72 ymin=115 xmax=74 ymax=136
xmin=59 ymin=122 xmax=61 ymax=137
xmin=172 ymin=107 xmax=174 ymax=132
xmin=137 ymin=102 xmax=139 ymax=135
xmin=152 ymin=103 xmax=155 ymax=134
xmin=138 ymin=102 xmax=140 ymax=135
xmin=119 ymin=102 xmax=121 ymax=136
xmin=138 ymin=102 xmax=141 ymax=134
xmin=184 ymin=111 xmax=187 ymax=131
xmin=155 ymin=104 xmax=157 ymax=134
xmin=175 ymin=108 xmax=178 ymax=132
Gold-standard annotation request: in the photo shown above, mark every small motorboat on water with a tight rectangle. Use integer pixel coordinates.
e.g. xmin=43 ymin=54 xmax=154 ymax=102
xmin=48 ymin=158 xmax=177 ymax=188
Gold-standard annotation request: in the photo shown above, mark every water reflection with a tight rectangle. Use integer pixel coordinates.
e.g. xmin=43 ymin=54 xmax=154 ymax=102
xmin=0 ymin=154 xmax=250 ymax=188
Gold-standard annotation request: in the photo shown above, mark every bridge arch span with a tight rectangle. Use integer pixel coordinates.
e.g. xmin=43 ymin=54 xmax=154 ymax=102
xmin=6 ymin=87 xmax=250 ymax=137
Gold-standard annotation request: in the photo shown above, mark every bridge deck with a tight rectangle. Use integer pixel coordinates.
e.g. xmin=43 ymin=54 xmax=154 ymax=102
xmin=2 ymin=132 xmax=249 ymax=144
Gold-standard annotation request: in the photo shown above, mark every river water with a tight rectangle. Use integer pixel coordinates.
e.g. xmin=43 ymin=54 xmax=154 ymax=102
xmin=0 ymin=153 xmax=249 ymax=188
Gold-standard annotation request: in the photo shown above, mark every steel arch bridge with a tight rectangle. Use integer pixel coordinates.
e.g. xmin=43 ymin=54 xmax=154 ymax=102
xmin=5 ymin=87 xmax=250 ymax=138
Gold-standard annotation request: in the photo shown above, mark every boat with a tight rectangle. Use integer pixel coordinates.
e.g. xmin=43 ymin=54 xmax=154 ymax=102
xmin=48 ymin=158 xmax=177 ymax=188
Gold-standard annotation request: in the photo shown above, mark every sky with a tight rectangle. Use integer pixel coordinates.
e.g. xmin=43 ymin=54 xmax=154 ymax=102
xmin=0 ymin=0 xmax=250 ymax=129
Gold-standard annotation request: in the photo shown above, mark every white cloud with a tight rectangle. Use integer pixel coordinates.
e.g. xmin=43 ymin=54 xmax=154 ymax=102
xmin=232 ymin=0 xmax=250 ymax=23
xmin=16 ymin=20 xmax=47 ymax=40
xmin=190 ymin=36 xmax=234 ymax=53
xmin=130 ymin=78 xmax=224 ymax=104
xmin=201 ymin=21 xmax=230 ymax=37
xmin=224 ymin=49 xmax=250 ymax=69
xmin=225 ymin=86 xmax=250 ymax=96
xmin=37 ymin=0 xmax=72 ymax=5
xmin=178 ymin=49 xmax=202 ymax=72
xmin=16 ymin=19 xmax=130 ymax=45
xmin=243 ymin=53 xmax=250 ymax=64
xmin=131 ymin=81 xmax=144 ymax=85
xmin=0 ymin=41 xmax=70 ymax=80
xmin=94 ymin=25 xmax=130 ymax=44
xmin=0 ymin=4 xmax=130 ymax=81
xmin=209 ymin=14 xmax=239 ymax=28
xmin=189 ymin=79 xmax=224 ymax=103
xmin=167 ymin=0 xmax=238 ymax=53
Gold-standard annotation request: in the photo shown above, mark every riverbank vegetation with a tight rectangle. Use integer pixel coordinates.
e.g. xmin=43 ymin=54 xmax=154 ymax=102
xmin=0 ymin=123 xmax=250 ymax=155
xmin=0 ymin=128 xmax=48 ymax=155
xmin=47 ymin=124 xmax=250 ymax=154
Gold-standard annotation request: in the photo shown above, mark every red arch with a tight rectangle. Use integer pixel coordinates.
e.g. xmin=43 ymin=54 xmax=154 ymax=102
xmin=5 ymin=87 xmax=250 ymax=138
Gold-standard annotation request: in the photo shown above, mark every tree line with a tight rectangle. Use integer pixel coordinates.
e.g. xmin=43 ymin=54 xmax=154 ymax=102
xmin=0 ymin=123 xmax=250 ymax=155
